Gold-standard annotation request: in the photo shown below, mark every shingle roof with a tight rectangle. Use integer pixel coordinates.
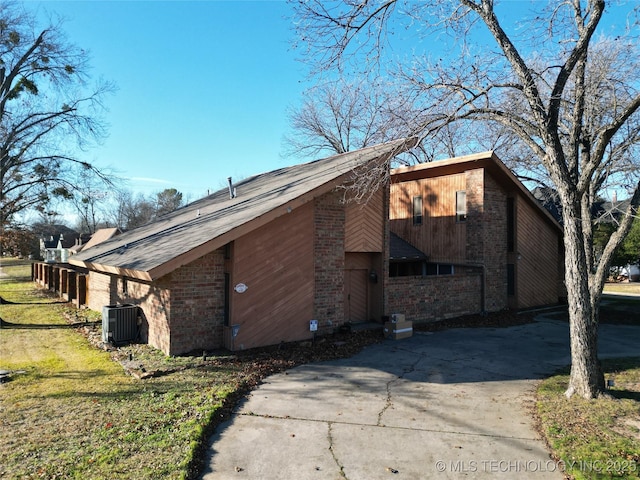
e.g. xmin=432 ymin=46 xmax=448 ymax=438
xmin=390 ymin=232 xmax=428 ymax=262
xmin=70 ymin=138 xmax=416 ymax=280
xmin=74 ymin=227 xmax=121 ymax=253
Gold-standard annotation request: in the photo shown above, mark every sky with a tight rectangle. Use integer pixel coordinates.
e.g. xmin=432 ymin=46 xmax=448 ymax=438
xmin=33 ymin=0 xmax=310 ymax=204
xmin=26 ymin=0 xmax=636 ymax=218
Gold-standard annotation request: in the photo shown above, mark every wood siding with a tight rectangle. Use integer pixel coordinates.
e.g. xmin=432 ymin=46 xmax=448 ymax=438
xmin=515 ymin=195 xmax=560 ymax=308
xmin=344 ymin=252 xmax=382 ymax=323
xmin=390 ymin=174 xmax=467 ymax=262
xmin=345 ymin=189 xmax=384 ymax=252
xmin=230 ymin=201 xmax=315 ymax=350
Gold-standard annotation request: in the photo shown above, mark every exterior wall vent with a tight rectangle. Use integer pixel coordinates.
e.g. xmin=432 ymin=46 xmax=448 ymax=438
xmin=102 ymin=304 xmax=139 ymax=344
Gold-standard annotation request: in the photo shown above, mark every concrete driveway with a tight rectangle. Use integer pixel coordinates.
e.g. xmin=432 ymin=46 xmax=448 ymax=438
xmin=201 ymin=315 xmax=640 ymax=479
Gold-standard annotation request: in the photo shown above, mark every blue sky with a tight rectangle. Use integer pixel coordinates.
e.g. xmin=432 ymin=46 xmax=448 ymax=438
xmin=29 ymin=0 xmax=635 ymax=211
xmin=34 ymin=0 xmax=309 ymax=202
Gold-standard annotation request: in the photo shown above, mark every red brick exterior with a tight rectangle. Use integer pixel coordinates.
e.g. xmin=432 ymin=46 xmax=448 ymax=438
xmin=478 ymin=171 xmax=508 ymax=311
xmin=387 ymin=271 xmax=483 ymax=323
xmin=85 ymin=250 xmax=225 ymax=355
xmin=163 ymin=250 xmax=226 ymax=355
xmin=313 ymin=189 xmax=346 ymax=334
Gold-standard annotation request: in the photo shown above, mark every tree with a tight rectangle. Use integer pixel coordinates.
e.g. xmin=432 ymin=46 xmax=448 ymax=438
xmin=155 ymin=188 xmax=183 ymax=218
xmin=0 ymin=2 xmax=113 ymax=230
xmin=293 ymin=0 xmax=640 ymax=398
xmin=620 ymin=218 xmax=640 ymax=265
xmin=0 ymin=225 xmax=37 ymax=257
xmin=285 ymin=77 xmax=497 ymax=164
xmin=68 ymin=163 xmax=114 ymax=234
xmin=105 ymin=187 xmax=185 ymax=230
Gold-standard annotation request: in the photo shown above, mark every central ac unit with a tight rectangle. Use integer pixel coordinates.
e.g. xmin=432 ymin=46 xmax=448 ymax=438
xmin=102 ymin=304 xmax=139 ymax=344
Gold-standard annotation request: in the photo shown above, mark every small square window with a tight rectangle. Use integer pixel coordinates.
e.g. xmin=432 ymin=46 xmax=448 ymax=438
xmin=456 ymin=190 xmax=467 ymax=222
xmin=413 ymin=196 xmax=423 ymax=225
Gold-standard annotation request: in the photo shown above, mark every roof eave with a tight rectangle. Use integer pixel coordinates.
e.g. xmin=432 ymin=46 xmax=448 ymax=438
xmin=69 ymin=258 xmax=152 ymax=282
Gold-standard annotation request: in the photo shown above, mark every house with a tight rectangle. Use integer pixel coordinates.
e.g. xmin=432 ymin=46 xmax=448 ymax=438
xmin=76 ymin=227 xmax=122 ymax=253
xmin=69 ymin=139 xmax=416 ymax=355
xmin=40 ymin=233 xmax=89 ymax=263
xmin=387 ymin=151 xmax=564 ymax=322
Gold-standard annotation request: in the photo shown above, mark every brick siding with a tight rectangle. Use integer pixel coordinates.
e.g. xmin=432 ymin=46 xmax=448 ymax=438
xmin=387 ymin=272 xmax=483 ymax=323
xmin=85 ymin=250 xmax=226 ymax=355
xmin=465 ymin=169 xmax=507 ymax=312
xmin=313 ymin=189 xmax=346 ymax=333
xmin=166 ymin=250 xmax=226 ymax=355
xmin=482 ymin=173 xmax=508 ymax=311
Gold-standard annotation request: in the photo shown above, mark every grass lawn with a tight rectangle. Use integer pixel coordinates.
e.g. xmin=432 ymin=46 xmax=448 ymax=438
xmin=3 ymin=257 xmax=640 ymax=479
xmin=0 ymin=258 xmax=380 ymax=479
xmin=536 ymin=293 xmax=640 ymax=480
xmin=604 ymin=282 xmax=640 ymax=296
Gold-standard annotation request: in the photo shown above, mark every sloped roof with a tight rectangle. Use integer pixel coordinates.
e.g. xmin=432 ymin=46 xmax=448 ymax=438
xmin=78 ymin=227 xmax=122 ymax=252
xmin=390 ymin=232 xmax=428 ymax=262
xmin=70 ymin=138 xmax=416 ymax=281
xmin=391 ymin=151 xmax=562 ymax=233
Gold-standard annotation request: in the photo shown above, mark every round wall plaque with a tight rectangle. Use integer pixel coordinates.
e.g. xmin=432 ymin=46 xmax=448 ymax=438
xmin=234 ymin=283 xmax=248 ymax=294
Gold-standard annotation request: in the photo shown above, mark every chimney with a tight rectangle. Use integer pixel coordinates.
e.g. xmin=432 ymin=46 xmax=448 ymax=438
xmin=612 ymin=191 xmax=618 ymax=203
xmin=227 ymin=177 xmax=236 ymax=199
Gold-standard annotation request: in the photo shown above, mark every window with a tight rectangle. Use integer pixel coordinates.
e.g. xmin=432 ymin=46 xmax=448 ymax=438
xmin=507 ymin=263 xmax=515 ymax=296
xmin=456 ymin=190 xmax=467 ymax=222
xmin=413 ymin=196 xmax=423 ymax=225
xmin=426 ymin=263 xmax=454 ymax=276
xmin=224 ymin=273 xmax=230 ymax=326
xmin=507 ymin=197 xmax=515 ymax=252
xmin=121 ymin=277 xmax=128 ymax=296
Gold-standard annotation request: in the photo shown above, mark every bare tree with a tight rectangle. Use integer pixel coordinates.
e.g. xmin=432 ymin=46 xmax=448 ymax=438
xmin=293 ymin=0 xmax=640 ymax=399
xmin=285 ymin=77 xmax=499 ymax=164
xmin=104 ymin=187 xmax=185 ymax=231
xmin=0 ymin=2 xmax=113 ymax=230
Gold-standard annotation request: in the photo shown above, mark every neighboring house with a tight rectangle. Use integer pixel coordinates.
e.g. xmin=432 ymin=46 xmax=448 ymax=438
xmin=40 ymin=233 xmax=88 ymax=263
xmin=76 ymin=227 xmax=122 ymax=253
xmin=40 ymin=229 xmax=115 ymax=262
xmin=388 ymin=151 xmax=564 ymax=322
xmin=69 ymin=139 xmax=416 ymax=355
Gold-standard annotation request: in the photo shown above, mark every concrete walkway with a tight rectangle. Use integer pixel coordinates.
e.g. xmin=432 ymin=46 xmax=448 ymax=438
xmin=201 ymin=316 xmax=640 ymax=479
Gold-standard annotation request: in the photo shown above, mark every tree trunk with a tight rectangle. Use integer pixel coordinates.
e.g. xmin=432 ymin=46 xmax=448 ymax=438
xmin=562 ymin=203 xmax=605 ymax=399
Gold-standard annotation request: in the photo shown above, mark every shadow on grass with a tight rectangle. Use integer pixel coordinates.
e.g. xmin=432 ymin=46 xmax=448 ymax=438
xmin=602 ymin=357 xmax=640 ymax=401
xmin=610 ymin=389 xmax=640 ymax=401
xmin=0 ymin=296 xmax=67 ymax=306
xmin=0 ymin=319 xmax=101 ymax=329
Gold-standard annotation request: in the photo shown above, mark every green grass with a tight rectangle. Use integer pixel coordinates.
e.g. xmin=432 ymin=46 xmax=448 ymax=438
xmin=537 ymin=359 xmax=640 ymax=479
xmin=0 ymin=257 xmax=381 ymax=479
xmin=604 ymin=283 xmax=640 ymax=296
xmin=0 ymin=258 xmax=247 ymax=479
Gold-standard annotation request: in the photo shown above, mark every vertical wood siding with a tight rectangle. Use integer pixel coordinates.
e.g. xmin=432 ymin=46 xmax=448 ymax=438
xmin=515 ymin=196 xmax=560 ymax=308
xmin=390 ymin=174 xmax=467 ymax=262
xmin=230 ymin=201 xmax=315 ymax=350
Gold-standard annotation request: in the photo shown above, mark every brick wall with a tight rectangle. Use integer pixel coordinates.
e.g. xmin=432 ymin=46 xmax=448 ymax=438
xmin=387 ymin=271 xmax=483 ymax=323
xmin=464 ymin=169 xmax=507 ymax=312
xmin=87 ymin=272 xmax=117 ymax=311
xmin=85 ymin=249 xmax=225 ymax=355
xmin=482 ymin=173 xmax=508 ymax=311
xmin=125 ymin=277 xmax=171 ymax=355
xmin=166 ymin=249 xmax=226 ymax=355
xmin=313 ymin=189 xmax=345 ymax=333
xmin=465 ymin=169 xmax=485 ymax=264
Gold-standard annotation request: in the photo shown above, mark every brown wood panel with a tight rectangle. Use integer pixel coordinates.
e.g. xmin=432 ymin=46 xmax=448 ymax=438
xmin=231 ymin=201 xmax=315 ymax=350
xmin=390 ymin=174 xmax=466 ymax=261
xmin=515 ymin=196 xmax=560 ymax=308
xmin=345 ymin=189 xmax=384 ymax=252
xmin=344 ymin=268 xmax=368 ymax=322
